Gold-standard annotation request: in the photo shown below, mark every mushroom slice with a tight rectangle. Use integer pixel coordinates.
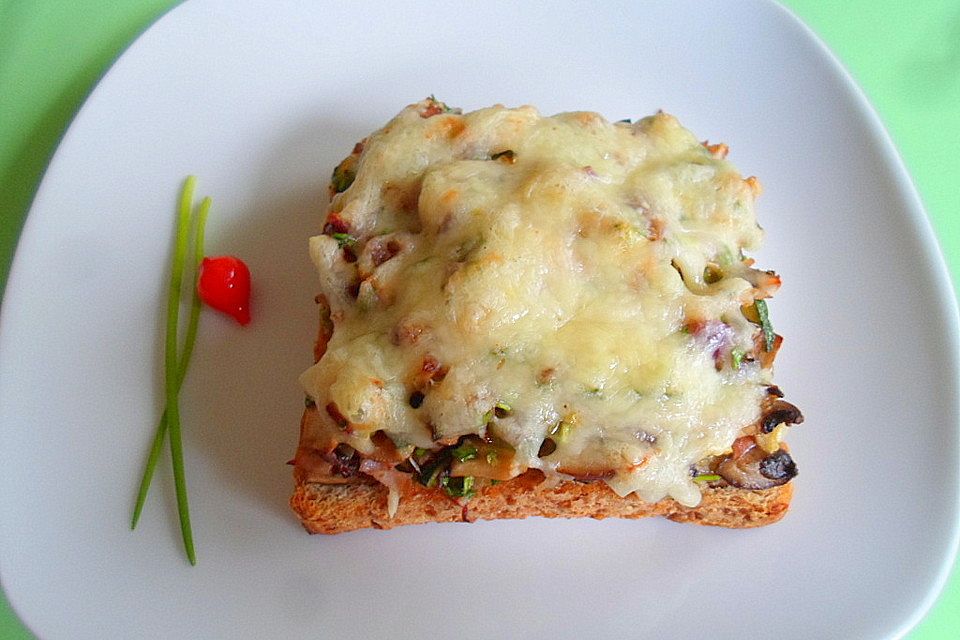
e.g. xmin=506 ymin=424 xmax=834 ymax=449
xmin=717 ymin=438 xmax=798 ymax=490
xmin=761 ymin=399 xmax=804 ymax=433
xmin=759 ymin=449 xmax=798 ymax=483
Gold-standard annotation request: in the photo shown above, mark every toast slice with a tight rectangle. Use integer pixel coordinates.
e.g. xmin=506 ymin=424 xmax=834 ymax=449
xmin=292 ymin=98 xmax=803 ymax=534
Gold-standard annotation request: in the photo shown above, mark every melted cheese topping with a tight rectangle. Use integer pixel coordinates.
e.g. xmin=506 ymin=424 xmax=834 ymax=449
xmin=300 ymin=102 xmax=773 ymax=507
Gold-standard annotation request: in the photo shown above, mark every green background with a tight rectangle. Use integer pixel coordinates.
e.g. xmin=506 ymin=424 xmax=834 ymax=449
xmin=1 ymin=1 xmax=958 ymax=637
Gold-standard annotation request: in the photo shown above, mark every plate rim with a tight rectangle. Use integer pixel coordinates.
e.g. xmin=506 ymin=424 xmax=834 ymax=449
xmin=770 ymin=2 xmax=960 ymax=636
xmin=0 ymin=1 xmax=958 ymax=638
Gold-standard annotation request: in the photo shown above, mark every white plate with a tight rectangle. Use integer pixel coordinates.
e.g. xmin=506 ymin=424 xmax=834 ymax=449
xmin=2 ymin=1 xmax=958 ymax=638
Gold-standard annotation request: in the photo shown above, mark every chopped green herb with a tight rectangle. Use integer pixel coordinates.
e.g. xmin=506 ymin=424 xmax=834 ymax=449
xmin=426 ymin=95 xmax=458 ymax=114
xmin=693 ymin=474 xmax=722 ymax=483
xmin=494 ymin=401 xmax=512 ymax=418
xmin=479 ymin=408 xmax=495 ymax=426
xmin=441 ymin=475 xmax=475 ymax=499
xmin=586 ymin=387 xmax=602 ymax=397
xmin=755 ymin=299 xmax=775 ymax=351
xmin=731 ymin=347 xmax=746 ymax=370
xmin=452 ymin=442 xmax=478 ymax=462
xmin=423 ymin=468 xmax=442 ymax=487
xmin=486 ymin=450 xmax=499 ymax=465
xmin=420 ymin=461 xmax=444 ymax=487
xmin=490 ymin=479 xmax=501 ymax=486
xmin=416 ymin=449 xmax=452 ymax=488
xmin=617 ymin=118 xmax=632 ymax=124
xmin=331 ymin=163 xmax=356 ymax=193
xmin=331 ymin=232 xmax=357 ymax=249
xmin=413 ymin=447 xmax=430 ymax=458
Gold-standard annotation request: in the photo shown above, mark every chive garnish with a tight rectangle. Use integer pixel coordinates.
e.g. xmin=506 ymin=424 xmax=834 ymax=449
xmin=331 ymin=164 xmax=356 ymax=193
xmin=755 ymin=299 xmax=775 ymax=351
xmin=426 ymin=95 xmax=457 ymax=114
xmin=131 ymin=192 xmax=210 ymax=535
xmin=416 ymin=449 xmax=452 ymax=488
xmin=731 ymin=347 xmax=746 ymax=370
xmin=422 ymin=464 xmax=444 ymax=488
xmin=130 ymin=177 xmax=211 ymax=566
xmin=693 ymin=474 xmax=722 ymax=483
xmin=331 ymin=232 xmax=357 ymax=248
xmin=164 ymin=177 xmax=202 ymax=565
xmin=452 ymin=442 xmax=478 ymax=462
xmin=441 ymin=475 xmax=475 ymax=498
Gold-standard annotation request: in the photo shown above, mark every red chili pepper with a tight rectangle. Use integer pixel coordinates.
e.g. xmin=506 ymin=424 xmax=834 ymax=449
xmin=197 ymin=256 xmax=251 ymax=325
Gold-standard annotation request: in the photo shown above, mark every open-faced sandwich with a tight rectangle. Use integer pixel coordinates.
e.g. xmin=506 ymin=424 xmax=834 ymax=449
xmin=291 ymin=97 xmax=803 ymax=534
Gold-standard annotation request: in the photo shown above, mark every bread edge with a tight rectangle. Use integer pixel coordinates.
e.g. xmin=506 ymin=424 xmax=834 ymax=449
xmin=290 ymin=468 xmax=793 ymax=534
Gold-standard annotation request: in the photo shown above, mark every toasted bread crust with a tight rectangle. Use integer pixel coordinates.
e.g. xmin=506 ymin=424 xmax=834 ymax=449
xmin=291 ymin=401 xmax=795 ymax=533
xmin=290 ymin=470 xmax=792 ymax=534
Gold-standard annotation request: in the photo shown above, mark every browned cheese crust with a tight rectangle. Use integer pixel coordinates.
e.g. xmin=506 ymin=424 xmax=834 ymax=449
xmin=293 ymin=100 xmax=803 ymax=535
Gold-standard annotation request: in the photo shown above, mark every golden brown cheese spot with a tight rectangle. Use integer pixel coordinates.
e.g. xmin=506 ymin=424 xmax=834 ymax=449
xmin=301 ymin=100 xmax=771 ymax=507
xmin=440 ymin=189 xmax=460 ymax=208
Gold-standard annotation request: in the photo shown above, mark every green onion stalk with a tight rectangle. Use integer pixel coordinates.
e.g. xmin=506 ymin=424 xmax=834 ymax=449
xmin=131 ymin=177 xmax=210 ymax=566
